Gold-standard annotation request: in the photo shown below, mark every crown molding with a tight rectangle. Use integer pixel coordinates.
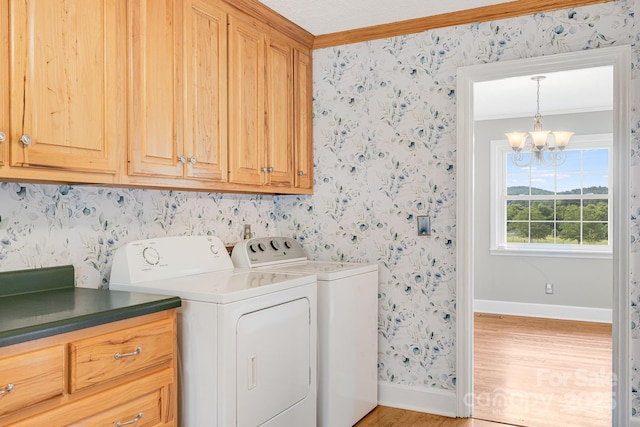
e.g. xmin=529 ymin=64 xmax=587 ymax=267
xmin=313 ymin=0 xmax=613 ymax=49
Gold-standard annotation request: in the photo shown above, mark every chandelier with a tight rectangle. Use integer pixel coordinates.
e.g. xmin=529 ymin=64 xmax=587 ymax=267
xmin=505 ymin=76 xmax=574 ymax=168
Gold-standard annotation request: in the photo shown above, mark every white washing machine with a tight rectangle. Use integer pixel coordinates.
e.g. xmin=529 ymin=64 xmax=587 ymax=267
xmin=231 ymin=237 xmax=378 ymax=427
xmin=109 ymin=235 xmax=317 ymax=427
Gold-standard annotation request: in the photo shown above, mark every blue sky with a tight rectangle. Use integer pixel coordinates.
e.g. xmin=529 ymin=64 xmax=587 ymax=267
xmin=507 ymin=149 xmax=608 ymax=193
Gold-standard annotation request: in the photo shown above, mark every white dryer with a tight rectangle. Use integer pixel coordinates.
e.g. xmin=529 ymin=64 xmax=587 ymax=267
xmin=232 ymin=237 xmax=378 ymax=427
xmin=109 ymin=235 xmax=317 ymax=427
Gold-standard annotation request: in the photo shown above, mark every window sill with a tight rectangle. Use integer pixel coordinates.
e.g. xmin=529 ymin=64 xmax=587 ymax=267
xmin=490 ymin=246 xmax=612 ymax=259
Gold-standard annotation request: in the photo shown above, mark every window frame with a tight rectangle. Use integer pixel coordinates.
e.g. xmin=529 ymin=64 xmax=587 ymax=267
xmin=490 ymin=133 xmax=613 ymax=259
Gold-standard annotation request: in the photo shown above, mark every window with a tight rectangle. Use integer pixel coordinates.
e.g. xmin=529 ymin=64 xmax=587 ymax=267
xmin=490 ymin=134 xmax=612 ymax=258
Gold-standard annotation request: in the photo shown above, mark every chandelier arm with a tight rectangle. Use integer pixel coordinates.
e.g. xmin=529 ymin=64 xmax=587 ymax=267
xmin=538 ymin=150 xmax=568 ymax=168
xmin=510 ymin=152 xmax=534 ymax=168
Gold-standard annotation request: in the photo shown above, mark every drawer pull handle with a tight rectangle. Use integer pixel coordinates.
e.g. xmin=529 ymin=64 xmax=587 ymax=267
xmin=0 ymin=383 xmax=14 ymax=396
xmin=114 ymin=347 xmax=142 ymax=360
xmin=115 ymin=412 xmax=143 ymax=426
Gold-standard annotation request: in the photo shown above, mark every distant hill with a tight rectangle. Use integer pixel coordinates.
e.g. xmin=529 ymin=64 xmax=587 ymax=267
xmin=507 ymin=185 xmax=608 ymax=196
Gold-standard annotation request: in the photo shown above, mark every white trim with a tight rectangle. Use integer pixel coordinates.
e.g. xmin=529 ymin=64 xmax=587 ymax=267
xmin=474 ymin=299 xmax=612 ymax=323
xmin=377 ymin=381 xmax=457 ymax=418
xmin=456 ymin=46 xmax=631 ymax=426
xmin=489 ymin=247 xmax=612 ymax=259
xmin=629 ymin=417 xmax=640 ymax=427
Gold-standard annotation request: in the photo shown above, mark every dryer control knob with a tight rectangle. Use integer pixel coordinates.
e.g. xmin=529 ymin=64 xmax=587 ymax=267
xmin=283 ymin=240 xmax=292 ymax=249
xmin=249 ymin=244 xmax=257 ymax=253
xmin=270 ymin=240 xmax=280 ymax=251
xmin=142 ymin=247 xmax=160 ymax=265
xmin=257 ymin=242 xmax=266 ymax=251
xmin=210 ymin=245 xmax=219 ymax=255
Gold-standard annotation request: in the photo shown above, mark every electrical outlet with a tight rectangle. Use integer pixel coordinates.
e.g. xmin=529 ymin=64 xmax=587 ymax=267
xmin=545 ymin=283 xmax=554 ymax=294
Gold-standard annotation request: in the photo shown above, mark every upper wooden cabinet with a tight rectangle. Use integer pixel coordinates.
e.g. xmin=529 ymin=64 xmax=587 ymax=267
xmin=7 ymin=0 xmax=122 ymax=175
xmin=0 ymin=0 xmax=313 ymax=194
xmin=294 ymin=48 xmax=314 ymax=190
xmin=227 ymin=14 xmax=266 ymax=186
xmin=127 ymin=0 xmax=228 ymax=183
xmin=265 ymin=34 xmax=295 ymax=187
xmin=228 ymin=15 xmax=301 ymax=190
xmin=184 ymin=0 xmax=228 ymax=182
xmin=127 ymin=0 xmax=184 ymax=178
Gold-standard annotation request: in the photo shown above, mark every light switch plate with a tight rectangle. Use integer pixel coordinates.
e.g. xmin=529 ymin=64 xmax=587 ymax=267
xmin=417 ymin=216 xmax=431 ymax=236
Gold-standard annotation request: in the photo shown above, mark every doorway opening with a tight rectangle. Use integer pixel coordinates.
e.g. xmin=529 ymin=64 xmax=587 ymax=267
xmin=456 ymin=46 xmax=631 ymax=426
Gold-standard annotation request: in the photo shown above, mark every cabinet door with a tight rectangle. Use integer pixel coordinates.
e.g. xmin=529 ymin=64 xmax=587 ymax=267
xmin=9 ymin=0 xmax=121 ymax=173
xmin=294 ymin=48 xmax=314 ymax=190
xmin=0 ymin=0 xmax=7 ymax=167
xmin=228 ymin=15 xmax=265 ymax=185
xmin=128 ymin=0 xmax=184 ymax=178
xmin=184 ymin=0 xmax=227 ymax=182
xmin=265 ymin=35 xmax=294 ymax=188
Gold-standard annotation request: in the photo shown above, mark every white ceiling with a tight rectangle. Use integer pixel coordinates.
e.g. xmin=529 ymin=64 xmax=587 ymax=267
xmin=257 ymin=0 xmax=512 ymax=35
xmin=474 ymin=67 xmax=613 ymax=120
xmin=254 ymin=1 xmax=613 ymax=117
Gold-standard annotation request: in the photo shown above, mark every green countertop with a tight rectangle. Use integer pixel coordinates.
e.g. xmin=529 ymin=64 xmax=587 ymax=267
xmin=0 ymin=265 xmax=181 ymax=347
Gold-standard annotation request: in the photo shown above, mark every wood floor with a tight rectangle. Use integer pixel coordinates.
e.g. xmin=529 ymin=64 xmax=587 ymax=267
xmin=356 ymin=314 xmax=612 ymax=427
xmin=355 ymin=406 xmax=518 ymax=426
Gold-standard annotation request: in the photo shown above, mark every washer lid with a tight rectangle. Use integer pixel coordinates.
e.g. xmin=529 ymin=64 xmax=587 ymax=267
xmin=110 ymin=269 xmax=316 ymax=303
xmin=255 ymin=260 xmax=378 ymax=281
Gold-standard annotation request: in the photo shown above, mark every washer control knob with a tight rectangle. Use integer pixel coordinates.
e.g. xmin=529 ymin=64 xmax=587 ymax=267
xmin=283 ymin=240 xmax=292 ymax=249
xmin=142 ymin=247 xmax=160 ymax=265
xmin=249 ymin=244 xmax=257 ymax=253
xmin=270 ymin=240 xmax=280 ymax=251
xmin=257 ymin=242 xmax=266 ymax=252
xmin=210 ymin=245 xmax=219 ymax=255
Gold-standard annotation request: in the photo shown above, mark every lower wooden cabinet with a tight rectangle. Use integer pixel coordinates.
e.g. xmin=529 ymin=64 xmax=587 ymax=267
xmin=0 ymin=345 xmax=65 ymax=417
xmin=0 ymin=310 xmax=177 ymax=426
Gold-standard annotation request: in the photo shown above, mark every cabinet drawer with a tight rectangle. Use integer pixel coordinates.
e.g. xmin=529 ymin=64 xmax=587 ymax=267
xmin=72 ymin=389 xmax=163 ymax=427
xmin=69 ymin=318 xmax=174 ymax=393
xmin=11 ymin=368 xmax=174 ymax=427
xmin=0 ymin=345 xmax=64 ymax=417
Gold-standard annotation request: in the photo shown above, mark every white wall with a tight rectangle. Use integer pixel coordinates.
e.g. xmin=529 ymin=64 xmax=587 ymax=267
xmin=474 ymin=112 xmax=613 ymax=313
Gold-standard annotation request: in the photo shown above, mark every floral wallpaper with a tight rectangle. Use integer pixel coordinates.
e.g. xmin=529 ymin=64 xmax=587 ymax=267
xmin=1 ymin=0 xmax=640 ymax=420
xmin=275 ymin=0 xmax=640 ymax=417
xmin=0 ymin=183 xmax=275 ymax=288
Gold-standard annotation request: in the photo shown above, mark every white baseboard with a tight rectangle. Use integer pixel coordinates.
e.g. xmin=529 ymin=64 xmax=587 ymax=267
xmin=474 ymin=299 xmax=612 ymax=323
xmin=377 ymin=381 xmax=457 ymax=418
xmin=630 ymin=416 xmax=640 ymax=427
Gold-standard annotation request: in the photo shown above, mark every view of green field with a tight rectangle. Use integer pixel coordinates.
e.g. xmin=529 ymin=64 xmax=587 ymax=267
xmin=505 ymin=186 xmax=608 ymax=245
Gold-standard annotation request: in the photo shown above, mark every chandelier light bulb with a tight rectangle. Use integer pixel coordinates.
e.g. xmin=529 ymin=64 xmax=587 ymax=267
xmin=505 ymin=132 xmax=528 ymax=151
xmin=552 ymin=131 xmax=574 ymax=149
xmin=530 ymin=130 xmax=550 ymax=149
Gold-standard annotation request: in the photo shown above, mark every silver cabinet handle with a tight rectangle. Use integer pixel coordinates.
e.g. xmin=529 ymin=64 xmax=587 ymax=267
xmin=20 ymin=134 xmax=31 ymax=145
xmin=178 ymin=155 xmax=186 ymax=164
xmin=189 ymin=156 xmax=197 ymax=165
xmin=114 ymin=347 xmax=142 ymax=360
xmin=0 ymin=131 xmax=5 ymax=143
xmin=261 ymin=167 xmax=268 ymax=172
xmin=115 ymin=412 xmax=143 ymax=427
xmin=0 ymin=383 xmax=14 ymax=396
xmin=267 ymin=166 xmax=274 ymax=173
xmin=297 ymin=170 xmax=304 ymax=176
